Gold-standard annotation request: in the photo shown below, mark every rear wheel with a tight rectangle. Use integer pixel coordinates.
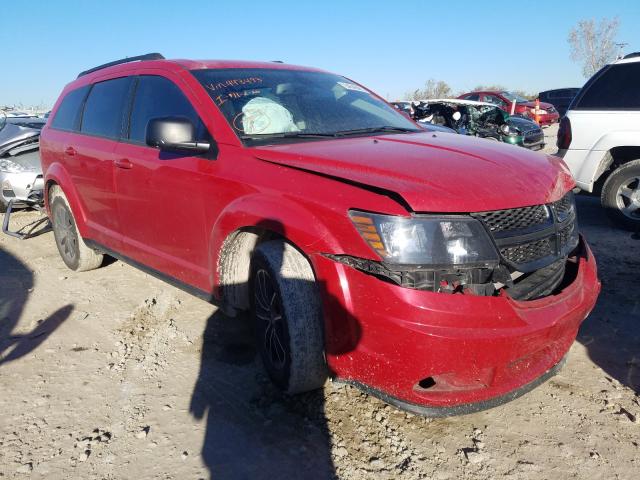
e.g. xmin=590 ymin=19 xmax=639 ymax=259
xmin=50 ymin=186 xmax=103 ymax=271
xmin=601 ymin=160 xmax=640 ymax=231
xmin=251 ymin=240 xmax=327 ymax=394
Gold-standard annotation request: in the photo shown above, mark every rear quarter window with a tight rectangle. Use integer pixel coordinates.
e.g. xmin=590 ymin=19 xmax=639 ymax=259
xmin=81 ymin=77 xmax=132 ymax=138
xmin=574 ymin=63 xmax=640 ymax=110
xmin=51 ymin=86 xmax=90 ymax=131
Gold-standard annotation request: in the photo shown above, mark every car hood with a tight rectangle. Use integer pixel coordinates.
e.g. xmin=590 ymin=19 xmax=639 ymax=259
xmin=0 ymin=123 xmax=40 ymax=152
xmin=505 ymin=116 xmax=541 ymax=133
xmin=252 ymin=132 xmax=573 ymax=213
xmin=0 ymin=148 xmax=41 ymax=173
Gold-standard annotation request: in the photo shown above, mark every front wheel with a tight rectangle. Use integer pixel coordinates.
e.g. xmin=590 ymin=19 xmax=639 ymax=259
xmin=601 ymin=160 xmax=640 ymax=231
xmin=251 ymin=240 xmax=327 ymax=394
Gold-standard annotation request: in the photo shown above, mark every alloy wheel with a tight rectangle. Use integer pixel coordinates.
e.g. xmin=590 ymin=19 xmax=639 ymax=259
xmin=254 ymin=269 xmax=287 ymax=370
xmin=53 ymin=202 xmax=77 ymax=263
xmin=615 ymin=176 xmax=640 ymax=220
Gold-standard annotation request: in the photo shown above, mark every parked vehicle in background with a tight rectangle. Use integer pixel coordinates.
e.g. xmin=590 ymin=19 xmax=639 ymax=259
xmin=391 ymin=101 xmax=412 ymax=116
xmin=4 ymin=111 xmax=32 ymax=118
xmin=390 ymin=102 xmax=456 ymax=134
xmin=0 ymin=112 xmax=43 ymax=213
xmin=558 ymin=53 xmax=640 ymax=230
xmin=40 ymin=53 xmax=599 ymax=415
xmin=6 ymin=116 xmax=46 ymax=130
xmin=406 ymin=99 xmax=544 ymax=150
xmin=539 ymin=88 xmax=580 ymax=117
xmin=458 ymin=90 xmax=560 ymax=126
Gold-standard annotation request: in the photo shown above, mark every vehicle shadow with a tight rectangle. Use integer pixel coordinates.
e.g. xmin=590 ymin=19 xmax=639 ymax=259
xmin=575 ymin=195 xmax=640 ymax=392
xmin=0 ymin=245 xmax=74 ymax=365
xmin=189 ymin=225 xmax=361 ymax=479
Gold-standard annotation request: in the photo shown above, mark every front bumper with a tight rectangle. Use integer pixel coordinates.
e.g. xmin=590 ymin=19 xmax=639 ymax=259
xmin=0 ymin=171 xmax=43 ymax=206
xmin=313 ymin=235 xmax=600 ymax=415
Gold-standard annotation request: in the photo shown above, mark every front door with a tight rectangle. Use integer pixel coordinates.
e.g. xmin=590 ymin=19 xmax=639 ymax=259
xmin=114 ymin=74 xmax=214 ymax=290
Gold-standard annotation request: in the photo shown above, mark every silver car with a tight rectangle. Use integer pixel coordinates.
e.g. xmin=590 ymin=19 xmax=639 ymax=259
xmin=0 ymin=112 xmax=44 ymax=213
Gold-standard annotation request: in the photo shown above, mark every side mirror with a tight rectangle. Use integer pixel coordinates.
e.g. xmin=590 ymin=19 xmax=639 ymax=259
xmin=146 ymin=117 xmax=210 ymax=154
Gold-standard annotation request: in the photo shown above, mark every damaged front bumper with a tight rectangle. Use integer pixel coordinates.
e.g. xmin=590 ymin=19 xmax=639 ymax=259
xmin=313 ymin=235 xmax=600 ymax=416
xmin=1 ymin=170 xmax=44 ymax=206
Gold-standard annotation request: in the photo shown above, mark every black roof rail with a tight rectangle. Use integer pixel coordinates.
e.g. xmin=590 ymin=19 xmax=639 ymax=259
xmin=623 ymin=52 xmax=640 ymax=59
xmin=77 ymin=53 xmax=165 ymax=78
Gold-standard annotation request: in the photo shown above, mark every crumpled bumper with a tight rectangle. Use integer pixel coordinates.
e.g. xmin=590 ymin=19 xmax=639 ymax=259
xmin=0 ymin=171 xmax=43 ymax=204
xmin=313 ymin=235 xmax=600 ymax=415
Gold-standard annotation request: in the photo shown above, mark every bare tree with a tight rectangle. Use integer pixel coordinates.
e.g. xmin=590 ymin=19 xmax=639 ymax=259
xmin=568 ymin=17 xmax=620 ymax=78
xmin=404 ymin=79 xmax=452 ymax=101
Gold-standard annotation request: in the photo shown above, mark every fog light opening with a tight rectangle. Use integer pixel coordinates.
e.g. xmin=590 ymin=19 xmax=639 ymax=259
xmin=417 ymin=377 xmax=436 ymax=390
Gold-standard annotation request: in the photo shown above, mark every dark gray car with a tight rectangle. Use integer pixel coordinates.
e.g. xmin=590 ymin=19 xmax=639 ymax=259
xmin=0 ymin=112 xmax=44 ymax=212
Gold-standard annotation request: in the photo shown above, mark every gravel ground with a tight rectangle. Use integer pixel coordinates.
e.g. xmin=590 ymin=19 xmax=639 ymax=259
xmin=1 ymin=144 xmax=639 ymax=479
xmin=542 ymin=123 xmax=560 ymax=155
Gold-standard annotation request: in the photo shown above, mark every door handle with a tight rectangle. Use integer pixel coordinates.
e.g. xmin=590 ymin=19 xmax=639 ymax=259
xmin=114 ymin=158 xmax=133 ymax=170
xmin=64 ymin=146 xmax=77 ymax=156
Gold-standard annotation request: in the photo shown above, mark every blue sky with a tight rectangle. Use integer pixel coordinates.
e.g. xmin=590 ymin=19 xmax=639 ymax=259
xmin=2 ymin=0 xmax=639 ymax=107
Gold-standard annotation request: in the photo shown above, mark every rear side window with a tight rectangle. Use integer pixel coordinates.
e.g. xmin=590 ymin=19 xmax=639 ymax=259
xmin=81 ymin=77 xmax=132 ymax=138
xmin=465 ymin=93 xmax=480 ymax=101
xmin=51 ymin=86 xmax=89 ymax=131
xmin=575 ymin=63 xmax=640 ymax=110
xmin=128 ymin=75 xmax=208 ymax=144
xmin=483 ymin=95 xmax=506 ymax=107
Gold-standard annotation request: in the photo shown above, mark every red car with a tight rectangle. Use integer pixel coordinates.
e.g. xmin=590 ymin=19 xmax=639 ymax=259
xmin=459 ymin=90 xmax=560 ymax=126
xmin=40 ymin=54 xmax=599 ymax=416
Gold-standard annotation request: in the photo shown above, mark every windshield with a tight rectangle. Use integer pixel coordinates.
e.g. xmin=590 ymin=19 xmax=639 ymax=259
xmin=191 ymin=68 xmax=419 ymax=144
xmin=500 ymin=91 xmax=530 ymax=103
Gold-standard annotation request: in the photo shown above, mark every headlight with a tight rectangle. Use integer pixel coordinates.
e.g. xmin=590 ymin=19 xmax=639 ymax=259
xmin=350 ymin=211 xmax=499 ymax=266
xmin=0 ymin=158 xmax=30 ymax=173
xmin=500 ymin=124 xmax=510 ymax=135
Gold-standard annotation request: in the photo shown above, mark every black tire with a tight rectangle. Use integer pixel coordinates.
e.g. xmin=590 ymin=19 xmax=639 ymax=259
xmin=251 ymin=240 xmax=327 ymax=394
xmin=601 ymin=159 xmax=640 ymax=231
xmin=49 ymin=186 xmax=104 ymax=271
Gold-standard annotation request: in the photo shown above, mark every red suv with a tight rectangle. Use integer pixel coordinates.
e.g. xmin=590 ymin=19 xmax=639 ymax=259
xmin=459 ymin=90 xmax=560 ymax=126
xmin=40 ymin=53 xmax=600 ymax=416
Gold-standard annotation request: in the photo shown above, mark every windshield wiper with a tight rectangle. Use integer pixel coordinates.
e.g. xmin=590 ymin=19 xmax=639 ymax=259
xmin=241 ymin=132 xmax=337 ymax=140
xmin=333 ymin=126 xmax=420 ymax=136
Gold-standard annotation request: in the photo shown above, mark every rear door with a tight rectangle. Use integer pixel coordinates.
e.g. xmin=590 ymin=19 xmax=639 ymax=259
xmin=113 ymin=73 xmax=214 ymax=289
xmin=70 ymin=76 xmax=132 ymax=248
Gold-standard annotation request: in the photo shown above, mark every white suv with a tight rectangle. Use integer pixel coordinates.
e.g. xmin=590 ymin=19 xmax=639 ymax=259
xmin=558 ymin=53 xmax=640 ymax=230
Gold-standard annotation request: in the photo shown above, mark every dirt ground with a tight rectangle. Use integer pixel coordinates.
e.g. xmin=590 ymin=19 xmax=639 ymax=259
xmin=1 ymin=132 xmax=639 ymax=479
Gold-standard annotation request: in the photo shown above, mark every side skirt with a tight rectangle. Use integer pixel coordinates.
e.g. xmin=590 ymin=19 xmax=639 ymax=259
xmin=84 ymin=239 xmax=219 ymax=305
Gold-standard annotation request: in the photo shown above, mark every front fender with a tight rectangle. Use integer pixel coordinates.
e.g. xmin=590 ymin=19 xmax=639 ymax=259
xmin=208 ymin=193 xmax=343 ymax=290
xmin=44 ymin=162 xmax=90 ymax=238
